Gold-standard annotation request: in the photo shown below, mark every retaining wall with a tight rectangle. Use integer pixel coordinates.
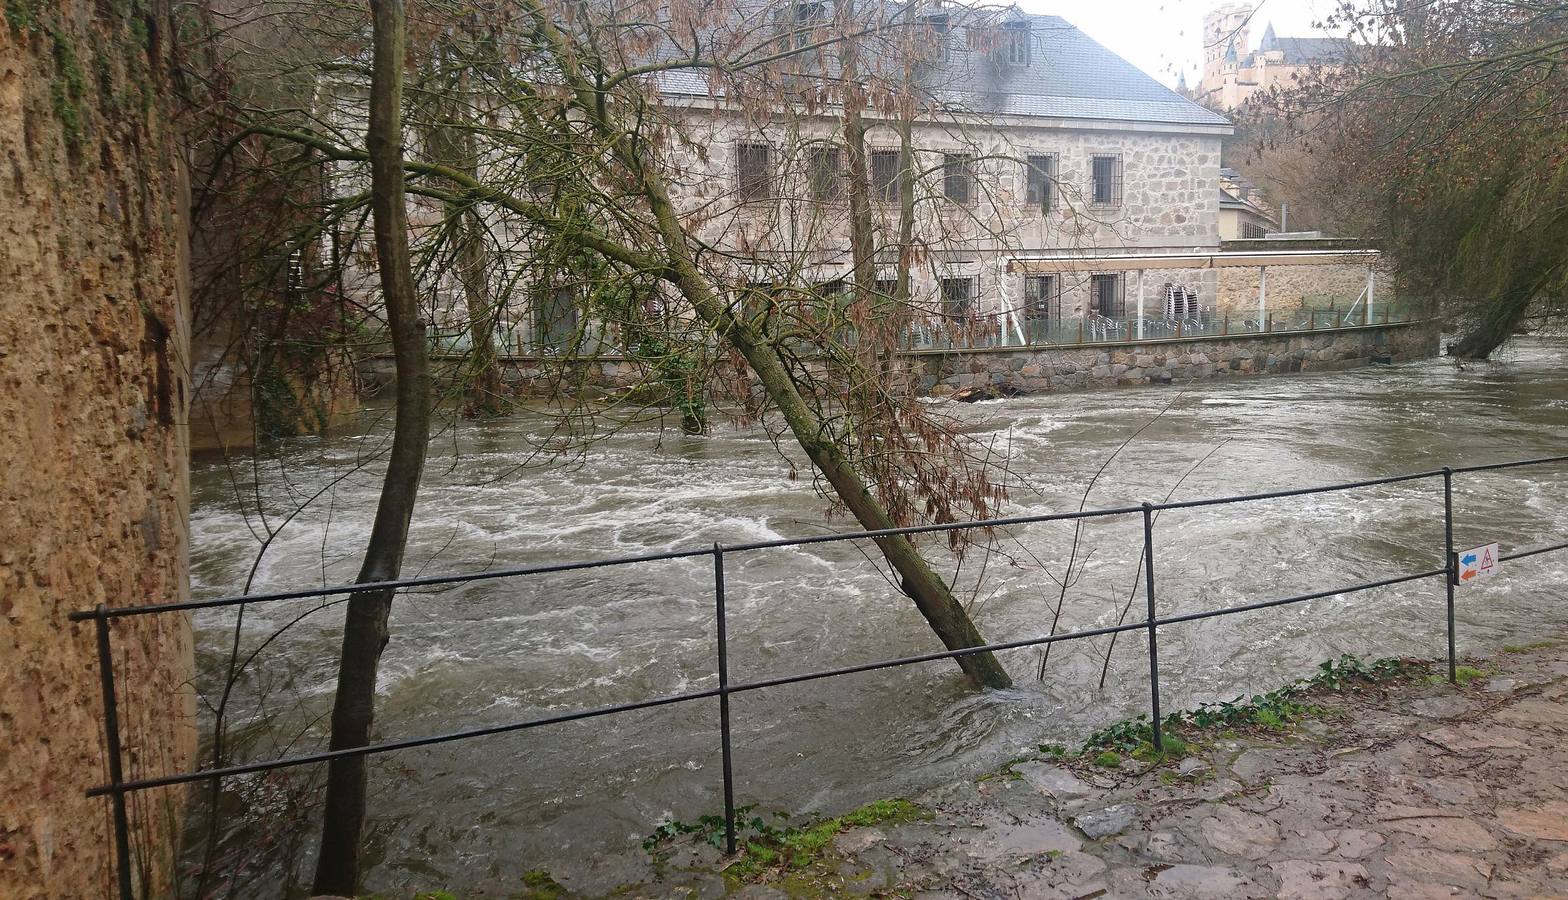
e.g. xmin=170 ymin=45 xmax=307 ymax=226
xmin=914 ymin=321 xmax=1438 ymax=396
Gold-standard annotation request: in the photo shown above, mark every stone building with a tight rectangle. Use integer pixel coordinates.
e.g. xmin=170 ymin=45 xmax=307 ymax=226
xmin=1198 ymin=3 xmax=1347 ymax=111
xmin=325 ymin=2 xmax=1386 ymax=371
xmin=651 ymin=10 xmax=1236 ymax=343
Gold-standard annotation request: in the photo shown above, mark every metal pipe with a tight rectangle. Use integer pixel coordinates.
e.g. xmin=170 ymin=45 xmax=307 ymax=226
xmin=1443 ymin=467 xmax=1457 ymax=683
xmin=1142 ymin=503 xmax=1163 ymax=752
xmin=714 ymin=545 xmax=737 ymax=855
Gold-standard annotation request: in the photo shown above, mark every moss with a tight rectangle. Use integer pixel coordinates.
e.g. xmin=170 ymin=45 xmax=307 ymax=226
xmin=5 ymin=0 xmax=37 ymax=33
xmin=516 ymin=869 xmax=566 ymax=899
xmin=717 ymin=799 xmax=926 ymax=885
xmin=1454 ymin=665 xmax=1486 ymax=685
xmin=1092 ymin=751 xmax=1122 ymax=768
xmin=48 ymin=27 xmax=89 ymax=147
xmin=1502 ymin=641 xmax=1554 ymax=653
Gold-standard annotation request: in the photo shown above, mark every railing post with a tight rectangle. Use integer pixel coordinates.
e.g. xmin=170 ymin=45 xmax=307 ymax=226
xmin=1141 ymin=503 xmax=1164 ymax=752
xmin=94 ymin=606 xmax=136 ymax=900
xmin=712 ymin=544 xmax=737 ymax=855
xmin=1442 ymin=468 xmax=1457 ymax=684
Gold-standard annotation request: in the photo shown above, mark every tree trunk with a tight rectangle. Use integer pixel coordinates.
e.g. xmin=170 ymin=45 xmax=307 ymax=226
xmin=312 ymin=0 xmax=431 ymax=893
xmin=1447 ymin=280 xmax=1544 ymax=359
xmin=456 ymin=204 xmax=503 ymax=416
xmin=636 ymin=163 xmax=1012 ymax=690
xmin=448 ymin=67 xmax=504 ymax=418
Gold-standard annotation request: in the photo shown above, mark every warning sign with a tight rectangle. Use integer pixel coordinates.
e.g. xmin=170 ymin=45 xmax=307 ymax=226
xmin=1457 ymin=542 xmax=1501 ymax=584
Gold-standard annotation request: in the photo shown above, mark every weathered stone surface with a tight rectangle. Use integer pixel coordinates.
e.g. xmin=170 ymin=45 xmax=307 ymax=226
xmin=2 ymin=9 xmax=196 ymax=900
xmin=1495 ymin=803 xmax=1568 ymax=842
xmin=1015 ymin=762 xmax=1093 ymax=802
xmin=1198 ymin=807 xmax=1282 ymax=859
xmin=1073 ymin=804 xmax=1138 ymax=840
xmin=1267 ymin=860 xmax=1371 ymax=899
xmin=1381 ymin=814 xmax=1499 ymax=850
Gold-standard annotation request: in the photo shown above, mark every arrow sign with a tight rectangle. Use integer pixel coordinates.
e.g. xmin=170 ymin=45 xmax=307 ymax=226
xmin=1456 ymin=543 xmax=1501 ymax=585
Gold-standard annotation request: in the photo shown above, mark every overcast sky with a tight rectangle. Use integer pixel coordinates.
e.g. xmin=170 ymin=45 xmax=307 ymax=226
xmin=1016 ymin=0 xmax=1340 ymax=89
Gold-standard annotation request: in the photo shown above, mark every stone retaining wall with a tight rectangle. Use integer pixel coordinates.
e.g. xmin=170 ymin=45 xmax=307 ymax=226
xmin=361 ymin=322 xmax=1440 ymax=401
xmin=915 ymin=321 xmax=1436 ymax=396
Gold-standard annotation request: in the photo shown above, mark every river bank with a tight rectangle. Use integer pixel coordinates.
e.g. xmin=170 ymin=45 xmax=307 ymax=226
xmin=532 ymin=634 xmax=1568 ymax=898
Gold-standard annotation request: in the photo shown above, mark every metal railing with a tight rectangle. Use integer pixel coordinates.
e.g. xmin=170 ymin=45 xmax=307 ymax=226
xmin=74 ymin=455 xmax=1568 ymax=897
xmin=903 ymin=302 xmax=1417 ymax=351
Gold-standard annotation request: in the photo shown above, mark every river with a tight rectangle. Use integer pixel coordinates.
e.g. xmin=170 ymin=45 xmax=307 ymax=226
xmin=187 ymin=336 xmax=1568 ymax=894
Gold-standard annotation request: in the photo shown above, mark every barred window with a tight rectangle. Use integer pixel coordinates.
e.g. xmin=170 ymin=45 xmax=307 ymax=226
xmin=1024 ymin=275 xmax=1060 ymax=321
xmin=943 ymin=153 xmax=975 ymax=205
xmin=941 ymin=276 xmax=974 ymax=319
xmin=806 ymin=145 xmax=842 ymax=202
xmin=1090 ymin=273 xmax=1125 ymax=317
xmin=778 ymin=1 xmax=827 ymax=51
xmin=1091 ymin=153 xmax=1124 ymax=206
xmin=737 ymin=143 xmax=773 ymax=201
xmin=1025 ymin=154 xmax=1057 ymax=211
xmin=1241 ymin=221 xmax=1269 ymax=239
xmin=1003 ymin=23 xmax=1031 ymax=66
xmin=870 ymin=149 xmax=902 ymax=202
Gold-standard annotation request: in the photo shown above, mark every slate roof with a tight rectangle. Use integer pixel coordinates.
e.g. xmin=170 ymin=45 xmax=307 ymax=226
xmin=657 ymin=10 xmax=1231 ymax=129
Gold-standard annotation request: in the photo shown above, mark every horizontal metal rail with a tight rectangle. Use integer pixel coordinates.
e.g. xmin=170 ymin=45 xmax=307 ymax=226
xmin=77 ymin=453 xmax=1568 ymax=893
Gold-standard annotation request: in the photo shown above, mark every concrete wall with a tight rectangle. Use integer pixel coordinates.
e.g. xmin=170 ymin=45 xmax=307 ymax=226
xmin=0 ymin=6 xmax=194 ymax=897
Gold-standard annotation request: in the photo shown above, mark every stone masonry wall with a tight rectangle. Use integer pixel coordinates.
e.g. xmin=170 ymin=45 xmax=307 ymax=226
xmin=0 ymin=4 xmax=194 ymax=898
xmin=917 ymin=322 xmax=1438 ymax=396
xmin=364 ymin=322 xmax=1439 ymax=400
xmin=1217 ymin=262 xmax=1389 ymax=314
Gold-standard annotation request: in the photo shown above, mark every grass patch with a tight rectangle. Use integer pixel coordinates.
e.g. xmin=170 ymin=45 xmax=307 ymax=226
xmin=1092 ymin=751 xmax=1122 ymax=768
xmin=1454 ymin=665 xmax=1486 ymax=685
xmin=1502 ymin=641 xmax=1554 ymax=653
xmin=1068 ymin=655 xmax=1427 ymax=770
xmin=516 ymin=870 xmax=566 ymax=899
xmin=644 ymin=799 xmax=927 ymax=886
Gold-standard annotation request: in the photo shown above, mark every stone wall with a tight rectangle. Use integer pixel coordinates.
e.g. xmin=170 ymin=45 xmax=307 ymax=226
xmin=1217 ymin=262 xmax=1388 ymax=314
xmin=0 ymin=5 xmax=194 ymax=898
xmin=366 ymin=321 xmax=1439 ymax=400
xmin=915 ymin=321 xmax=1438 ymax=396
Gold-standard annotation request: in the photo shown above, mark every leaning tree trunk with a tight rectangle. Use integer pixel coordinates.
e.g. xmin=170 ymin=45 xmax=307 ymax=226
xmin=637 ymin=165 xmax=1012 ymax=690
xmin=1447 ymin=284 xmax=1535 ymax=359
xmin=312 ymin=0 xmax=431 ymax=893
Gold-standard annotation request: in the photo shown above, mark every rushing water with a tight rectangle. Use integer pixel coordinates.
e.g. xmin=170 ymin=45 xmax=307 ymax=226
xmin=188 ymin=336 xmax=1568 ymax=894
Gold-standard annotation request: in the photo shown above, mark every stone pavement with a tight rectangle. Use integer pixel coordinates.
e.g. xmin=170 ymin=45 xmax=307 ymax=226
xmin=618 ymin=636 xmax=1568 ymax=899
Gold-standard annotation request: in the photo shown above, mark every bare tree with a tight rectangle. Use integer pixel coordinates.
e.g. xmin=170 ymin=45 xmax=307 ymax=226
xmin=312 ymin=0 xmax=431 ymax=891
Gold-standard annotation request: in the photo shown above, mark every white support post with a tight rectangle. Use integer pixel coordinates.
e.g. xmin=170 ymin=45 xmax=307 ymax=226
xmin=1003 ymin=259 xmax=1026 ymax=346
xmin=1366 ymin=266 xmax=1376 ymax=322
xmin=1136 ymin=269 xmax=1146 ymax=340
xmin=1258 ymin=266 xmax=1268 ymax=330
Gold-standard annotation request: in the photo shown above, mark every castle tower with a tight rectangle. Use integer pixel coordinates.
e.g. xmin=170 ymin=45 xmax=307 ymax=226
xmin=1203 ymin=2 xmax=1252 ymax=83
